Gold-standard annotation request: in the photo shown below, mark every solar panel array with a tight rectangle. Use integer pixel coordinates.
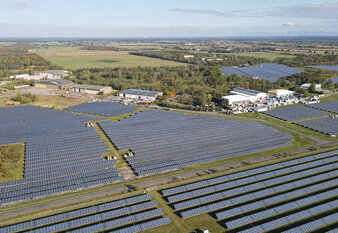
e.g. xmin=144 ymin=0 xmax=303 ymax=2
xmin=221 ymin=63 xmax=302 ymax=83
xmin=65 ymin=102 xmax=138 ymax=117
xmin=332 ymin=77 xmax=338 ymax=85
xmin=307 ymin=101 xmax=338 ymax=114
xmin=161 ymin=150 xmax=338 ymax=232
xmin=294 ymin=117 xmax=338 ymax=136
xmin=99 ymin=110 xmax=292 ymax=176
xmin=310 ymin=65 xmax=338 ymax=71
xmin=0 ymin=194 xmax=171 ymax=233
xmin=263 ymin=105 xmax=330 ymax=121
xmin=0 ymin=105 xmax=122 ymax=204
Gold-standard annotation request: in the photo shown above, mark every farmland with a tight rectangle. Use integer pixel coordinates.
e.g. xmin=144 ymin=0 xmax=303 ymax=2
xmin=34 ymin=47 xmax=187 ymax=69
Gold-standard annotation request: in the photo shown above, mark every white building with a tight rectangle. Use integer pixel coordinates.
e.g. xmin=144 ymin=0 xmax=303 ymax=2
xmin=230 ymin=87 xmax=268 ymax=102
xmin=222 ymin=95 xmax=251 ymax=106
xmin=300 ymin=83 xmax=321 ymax=90
xmin=269 ymin=89 xmax=295 ymax=98
xmin=73 ymin=84 xmax=112 ymax=95
xmin=118 ymin=89 xmax=163 ymax=102
xmin=33 ymin=70 xmax=69 ymax=79
xmin=9 ymin=74 xmax=42 ymax=81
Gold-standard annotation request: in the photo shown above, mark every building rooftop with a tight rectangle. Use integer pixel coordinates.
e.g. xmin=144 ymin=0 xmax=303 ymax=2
xmin=122 ymin=89 xmax=162 ymax=97
xmin=73 ymin=84 xmax=110 ymax=91
xmin=37 ymin=79 xmax=74 ymax=86
xmin=40 ymin=70 xmax=69 ymax=75
xmin=232 ymin=87 xmax=265 ymax=96
xmin=222 ymin=95 xmax=251 ymax=102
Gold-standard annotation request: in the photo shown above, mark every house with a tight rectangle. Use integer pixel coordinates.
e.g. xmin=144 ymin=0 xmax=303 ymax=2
xmin=72 ymin=84 xmax=113 ymax=95
xmin=118 ymin=89 xmax=163 ymax=102
xmin=34 ymin=79 xmax=74 ymax=90
xmin=33 ymin=70 xmax=69 ymax=79
xmin=183 ymin=55 xmax=194 ymax=59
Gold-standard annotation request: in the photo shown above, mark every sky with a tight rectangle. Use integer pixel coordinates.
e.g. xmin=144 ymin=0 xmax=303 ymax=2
xmin=0 ymin=0 xmax=337 ymax=38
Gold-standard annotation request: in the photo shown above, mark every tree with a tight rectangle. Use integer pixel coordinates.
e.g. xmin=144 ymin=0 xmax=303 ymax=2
xmin=308 ymin=83 xmax=317 ymax=93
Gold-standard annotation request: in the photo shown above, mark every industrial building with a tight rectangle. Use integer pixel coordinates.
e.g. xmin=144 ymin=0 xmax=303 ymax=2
xmin=222 ymin=95 xmax=251 ymax=106
xmin=72 ymin=84 xmax=113 ymax=95
xmin=32 ymin=70 xmax=69 ymax=79
xmin=9 ymin=74 xmax=42 ymax=81
xmin=34 ymin=79 xmax=74 ymax=90
xmin=118 ymin=89 xmax=163 ymax=102
xmin=300 ymin=83 xmax=322 ymax=90
xmin=269 ymin=89 xmax=295 ymax=98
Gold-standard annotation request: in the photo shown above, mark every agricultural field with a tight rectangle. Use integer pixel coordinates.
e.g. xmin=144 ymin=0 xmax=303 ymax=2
xmin=224 ymin=52 xmax=296 ymax=60
xmin=34 ymin=47 xmax=187 ymax=69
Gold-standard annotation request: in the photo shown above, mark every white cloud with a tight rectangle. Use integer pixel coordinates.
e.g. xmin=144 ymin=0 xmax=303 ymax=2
xmin=12 ymin=0 xmax=30 ymax=9
xmin=282 ymin=22 xmax=297 ymax=27
xmin=267 ymin=2 xmax=338 ymax=20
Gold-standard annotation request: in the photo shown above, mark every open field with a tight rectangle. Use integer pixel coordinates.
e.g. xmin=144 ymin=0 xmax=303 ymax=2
xmin=319 ymin=93 xmax=338 ymax=103
xmin=0 ymin=143 xmax=25 ymax=183
xmin=34 ymin=47 xmax=187 ymax=69
xmin=224 ymin=52 xmax=296 ymax=60
xmin=0 ymin=95 xmax=88 ymax=110
xmin=30 ymin=95 xmax=89 ymax=110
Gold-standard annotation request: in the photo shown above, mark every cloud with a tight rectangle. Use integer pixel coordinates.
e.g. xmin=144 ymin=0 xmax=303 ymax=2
xmin=12 ymin=0 xmax=30 ymax=9
xmin=169 ymin=8 xmax=259 ymax=18
xmin=267 ymin=2 xmax=338 ymax=20
xmin=282 ymin=22 xmax=297 ymax=27
xmin=169 ymin=8 xmax=235 ymax=17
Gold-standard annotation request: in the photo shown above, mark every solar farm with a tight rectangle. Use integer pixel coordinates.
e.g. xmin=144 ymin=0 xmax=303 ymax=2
xmin=99 ymin=110 xmax=292 ymax=176
xmin=0 ymin=106 xmax=122 ymax=204
xmin=295 ymin=117 xmax=338 ymax=136
xmin=263 ymin=105 xmax=331 ymax=121
xmin=65 ymin=102 xmax=138 ymax=117
xmin=160 ymin=149 xmax=338 ymax=232
xmin=220 ymin=63 xmax=302 ymax=83
xmin=0 ymin=102 xmax=337 ymax=233
xmin=0 ymin=194 xmax=171 ymax=232
xmin=310 ymin=65 xmax=338 ymax=71
xmin=307 ymin=101 xmax=338 ymax=114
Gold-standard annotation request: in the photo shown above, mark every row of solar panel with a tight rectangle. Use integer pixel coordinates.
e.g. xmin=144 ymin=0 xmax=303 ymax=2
xmin=161 ymin=150 xmax=337 ymax=196
xmin=263 ymin=105 xmax=330 ymax=121
xmin=166 ymin=155 xmax=336 ymax=203
xmin=65 ymin=102 xmax=138 ymax=117
xmin=294 ymin=116 xmax=338 ymax=136
xmin=1 ymin=168 xmax=120 ymax=196
xmin=99 ymin=110 xmax=292 ymax=176
xmin=129 ymin=134 xmax=291 ymax=168
xmin=135 ymin=141 xmax=292 ymax=176
xmin=236 ymin=198 xmax=337 ymax=233
xmin=1 ymin=194 xmax=171 ymax=233
xmin=1 ymin=176 xmax=122 ymax=204
xmin=174 ymin=163 xmax=336 ymax=213
xmin=0 ymin=106 xmax=121 ymax=204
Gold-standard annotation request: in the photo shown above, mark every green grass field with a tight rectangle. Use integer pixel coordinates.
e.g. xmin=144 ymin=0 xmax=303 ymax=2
xmin=0 ymin=143 xmax=25 ymax=183
xmin=34 ymin=47 xmax=187 ymax=69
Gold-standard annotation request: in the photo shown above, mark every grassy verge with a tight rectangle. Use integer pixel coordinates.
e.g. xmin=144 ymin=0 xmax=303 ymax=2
xmin=0 ymin=143 xmax=25 ymax=183
xmin=319 ymin=94 xmax=338 ymax=103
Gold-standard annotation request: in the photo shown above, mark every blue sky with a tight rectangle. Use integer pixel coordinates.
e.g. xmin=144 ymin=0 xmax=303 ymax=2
xmin=0 ymin=0 xmax=337 ymax=37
